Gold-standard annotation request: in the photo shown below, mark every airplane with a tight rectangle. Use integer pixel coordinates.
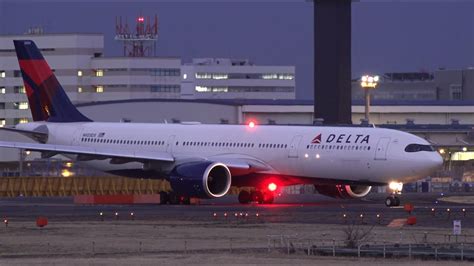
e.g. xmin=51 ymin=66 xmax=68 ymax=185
xmin=0 ymin=40 xmax=443 ymax=207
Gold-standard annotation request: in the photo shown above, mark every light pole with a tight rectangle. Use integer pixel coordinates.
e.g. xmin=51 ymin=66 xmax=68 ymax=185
xmin=360 ymin=75 xmax=379 ymax=123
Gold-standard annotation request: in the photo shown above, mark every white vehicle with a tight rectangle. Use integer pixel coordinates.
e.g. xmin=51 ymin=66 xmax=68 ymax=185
xmin=0 ymin=40 xmax=443 ymax=206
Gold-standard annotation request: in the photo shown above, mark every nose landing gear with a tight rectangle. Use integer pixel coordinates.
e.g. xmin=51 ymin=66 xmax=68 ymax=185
xmin=385 ymin=181 xmax=403 ymax=207
xmin=385 ymin=195 xmax=400 ymax=207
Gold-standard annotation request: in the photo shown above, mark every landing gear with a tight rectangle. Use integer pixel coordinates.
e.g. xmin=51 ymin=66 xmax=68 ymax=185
xmin=250 ymin=191 xmax=264 ymax=204
xmin=238 ymin=190 xmax=251 ymax=204
xmin=262 ymin=191 xmax=274 ymax=204
xmin=386 ymin=181 xmax=403 ymax=207
xmin=385 ymin=195 xmax=400 ymax=207
xmin=238 ymin=190 xmax=275 ymax=204
xmin=160 ymin=191 xmax=190 ymax=205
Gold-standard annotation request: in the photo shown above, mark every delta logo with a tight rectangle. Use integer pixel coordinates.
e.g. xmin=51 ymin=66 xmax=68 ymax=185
xmin=310 ymin=133 xmax=370 ymax=144
xmin=311 ymin=134 xmax=322 ymax=144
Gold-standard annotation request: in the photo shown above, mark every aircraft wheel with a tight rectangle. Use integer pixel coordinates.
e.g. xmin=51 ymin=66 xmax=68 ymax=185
xmin=159 ymin=191 xmax=169 ymax=205
xmin=385 ymin=196 xmax=400 ymax=207
xmin=251 ymin=191 xmax=264 ymax=204
xmin=394 ymin=196 xmax=401 ymax=206
xmin=168 ymin=191 xmax=179 ymax=205
xmin=262 ymin=192 xmax=274 ymax=204
xmin=238 ymin=190 xmax=251 ymax=204
xmin=180 ymin=195 xmax=191 ymax=205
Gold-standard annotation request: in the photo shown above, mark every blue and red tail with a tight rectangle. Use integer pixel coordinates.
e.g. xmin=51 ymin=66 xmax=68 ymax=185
xmin=14 ymin=40 xmax=91 ymax=123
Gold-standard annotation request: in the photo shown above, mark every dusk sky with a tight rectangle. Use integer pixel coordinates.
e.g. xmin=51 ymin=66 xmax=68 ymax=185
xmin=0 ymin=0 xmax=473 ymax=99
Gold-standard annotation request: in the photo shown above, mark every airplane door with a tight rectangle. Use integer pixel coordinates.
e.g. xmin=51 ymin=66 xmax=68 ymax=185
xmin=288 ymin=135 xmax=302 ymax=158
xmin=374 ymin=137 xmax=390 ymax=160
xmin=166 ymin=135 xmax=176 ymax=153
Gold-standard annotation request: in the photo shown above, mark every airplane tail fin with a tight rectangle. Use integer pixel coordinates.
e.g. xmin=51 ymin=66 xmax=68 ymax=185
xmin=13 ymin=40 xmax=92 ymax=123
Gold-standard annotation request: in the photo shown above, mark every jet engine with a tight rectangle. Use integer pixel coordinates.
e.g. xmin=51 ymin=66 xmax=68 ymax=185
xmin=169 ymin=161 xmax=231 ymax=199
xmin=314 ymin=185 xmax=372 ymax=199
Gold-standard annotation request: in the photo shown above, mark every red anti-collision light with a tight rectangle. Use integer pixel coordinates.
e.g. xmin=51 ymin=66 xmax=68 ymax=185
xmin=248 ymin=121 xmax=255 ymax=128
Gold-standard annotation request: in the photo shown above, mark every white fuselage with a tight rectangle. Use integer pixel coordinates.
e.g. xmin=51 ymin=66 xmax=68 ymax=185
xmin=18 ymin=122 xmax=443 ymax=185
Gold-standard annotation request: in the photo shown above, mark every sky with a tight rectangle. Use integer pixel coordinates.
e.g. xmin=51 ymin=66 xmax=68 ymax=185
xmin=0 ymin=0 xmax=473 ymax=99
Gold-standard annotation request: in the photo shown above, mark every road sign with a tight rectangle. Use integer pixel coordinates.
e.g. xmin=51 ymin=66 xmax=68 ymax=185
xmin=453 ymin=220 xmax=461 ymax=235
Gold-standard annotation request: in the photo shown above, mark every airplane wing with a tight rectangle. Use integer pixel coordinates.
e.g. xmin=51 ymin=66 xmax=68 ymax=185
xmin=0 ymin=141 xmax=174 ymax=163
xmin=0 ymin=141 xmax=272 ymax=175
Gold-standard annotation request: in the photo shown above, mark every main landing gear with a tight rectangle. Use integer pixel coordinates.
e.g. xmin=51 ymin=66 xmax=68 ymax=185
xmin=238 ymin=190 xmax=274 ymax=204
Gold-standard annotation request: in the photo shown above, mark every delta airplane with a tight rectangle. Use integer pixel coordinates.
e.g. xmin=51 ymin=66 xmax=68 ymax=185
xmin=0 ymin=40 xmax=443 ymax=206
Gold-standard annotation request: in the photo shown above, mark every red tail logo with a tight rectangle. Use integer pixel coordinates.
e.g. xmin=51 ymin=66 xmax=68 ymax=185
xmin=311 ymin=134 xmax=322 ymax=144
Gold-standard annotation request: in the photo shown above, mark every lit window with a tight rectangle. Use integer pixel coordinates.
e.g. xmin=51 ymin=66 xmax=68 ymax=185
xmin=212 ymin=87 xmax=228 ymax=92
xmin=262 ymin=73 xmax=278 ymax=80
xmin=0 ymin=87 xmax=5 ymax=94
xmin=212 ymin=73 xmax=228 ymax=80
xmin=195 ymin=86 xmax=210 ymax=92
xmin=278 ymin=74 xmax=294 ymax=80
xmin=14 ymin=86 xmax=26 ymax=94
xmin=0 ymin=71 xmax=5 ymax=78
xmin=183 ymin=73 xmax=187 ymax=79
xmin=0 ymin=119 xmax=5 ymax=127
xmin=95 ymin=86 xmax=104 ymax=93
xmin=78 ymin=87 xmax=83 ymax=93
xmin=95 ymin=70 xmax=104 ymax=77
xmin=19 ymin=118 xmax=28 ymax=124
xmin=195 ymin=73 xmax=212 ymax=79
xmin=77 ymin=70 xmax=83 ymax=77
xmin=18 ymin=102 xmax=29 ymax=110
xmin=14 ymin=102 xmax=29 ymax=110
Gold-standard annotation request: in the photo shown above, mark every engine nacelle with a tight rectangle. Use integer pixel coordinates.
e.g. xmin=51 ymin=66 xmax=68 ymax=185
xmin=169 ymin=161 xmax=231 ymax=199
xmin=314 ymin=185 xmax=372 ymax=199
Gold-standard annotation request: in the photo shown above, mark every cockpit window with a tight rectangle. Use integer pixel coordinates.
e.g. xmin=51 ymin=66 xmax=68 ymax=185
xmin=404 ymin=144 xmax=435 ymax=152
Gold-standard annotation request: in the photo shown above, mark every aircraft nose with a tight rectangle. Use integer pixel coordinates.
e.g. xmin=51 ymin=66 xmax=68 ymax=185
xmin=429 ymin=153 xmax=444 ymax=170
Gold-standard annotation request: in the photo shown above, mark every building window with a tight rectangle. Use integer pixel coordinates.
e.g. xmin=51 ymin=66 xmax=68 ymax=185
xmin=145 ymin=68 xmax=180 ymax=77
xmin=212 ymin=73 xmax=228 ymax=80
xmin=0 ymin=71 xmax=5 ymax=78
xmin=14 ymin=102 xmax=29 ymax=110
xmin=150 ymin=85 xmax=180 ymax=93
xmin=77 ymin=70 xmax=83 ymax=77
xmin=95 ymin=86 xmax=104 ymax=93
xmin=0 ymin=119 xmax=5 ymax=127
xmin=18 ymin=118 xmax=29 ymax=124
xmin=95 ymin=70 xmax=104 ymax=77
xmin=195 ymin=86 xmax=228 ymax=92
xmin=261 ymin=73 xmax=294 ymax=80
xmin=262 ymin=73 xmax=278 ymax=80
xmin=0 ymin=87 xmax=5 ymax=94
xmin=14 ymin=86 xmax=25 ymax=94
xmin=450 ymin=85 xmax=462 ymax=100
xmin=195 ymin=73 xmax=212 ymax=79
xmin=78 ymin=87 xmax=83 ymax=93
xmin=195 ymin=86 xmax=210 ymax=92
xmin=183 ymin=73 xmax=187 ymax=80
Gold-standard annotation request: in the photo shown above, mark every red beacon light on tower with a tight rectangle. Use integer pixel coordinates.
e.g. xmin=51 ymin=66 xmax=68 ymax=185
xmin=137 ymin=17 xmax=145 ymax=23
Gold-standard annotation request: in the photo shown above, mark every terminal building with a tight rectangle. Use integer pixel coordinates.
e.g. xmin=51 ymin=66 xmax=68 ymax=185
xmin=352 ymin=70 xmax=474 ymax=101
xmin=0 ymin=33 xmax=295 ymax=126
